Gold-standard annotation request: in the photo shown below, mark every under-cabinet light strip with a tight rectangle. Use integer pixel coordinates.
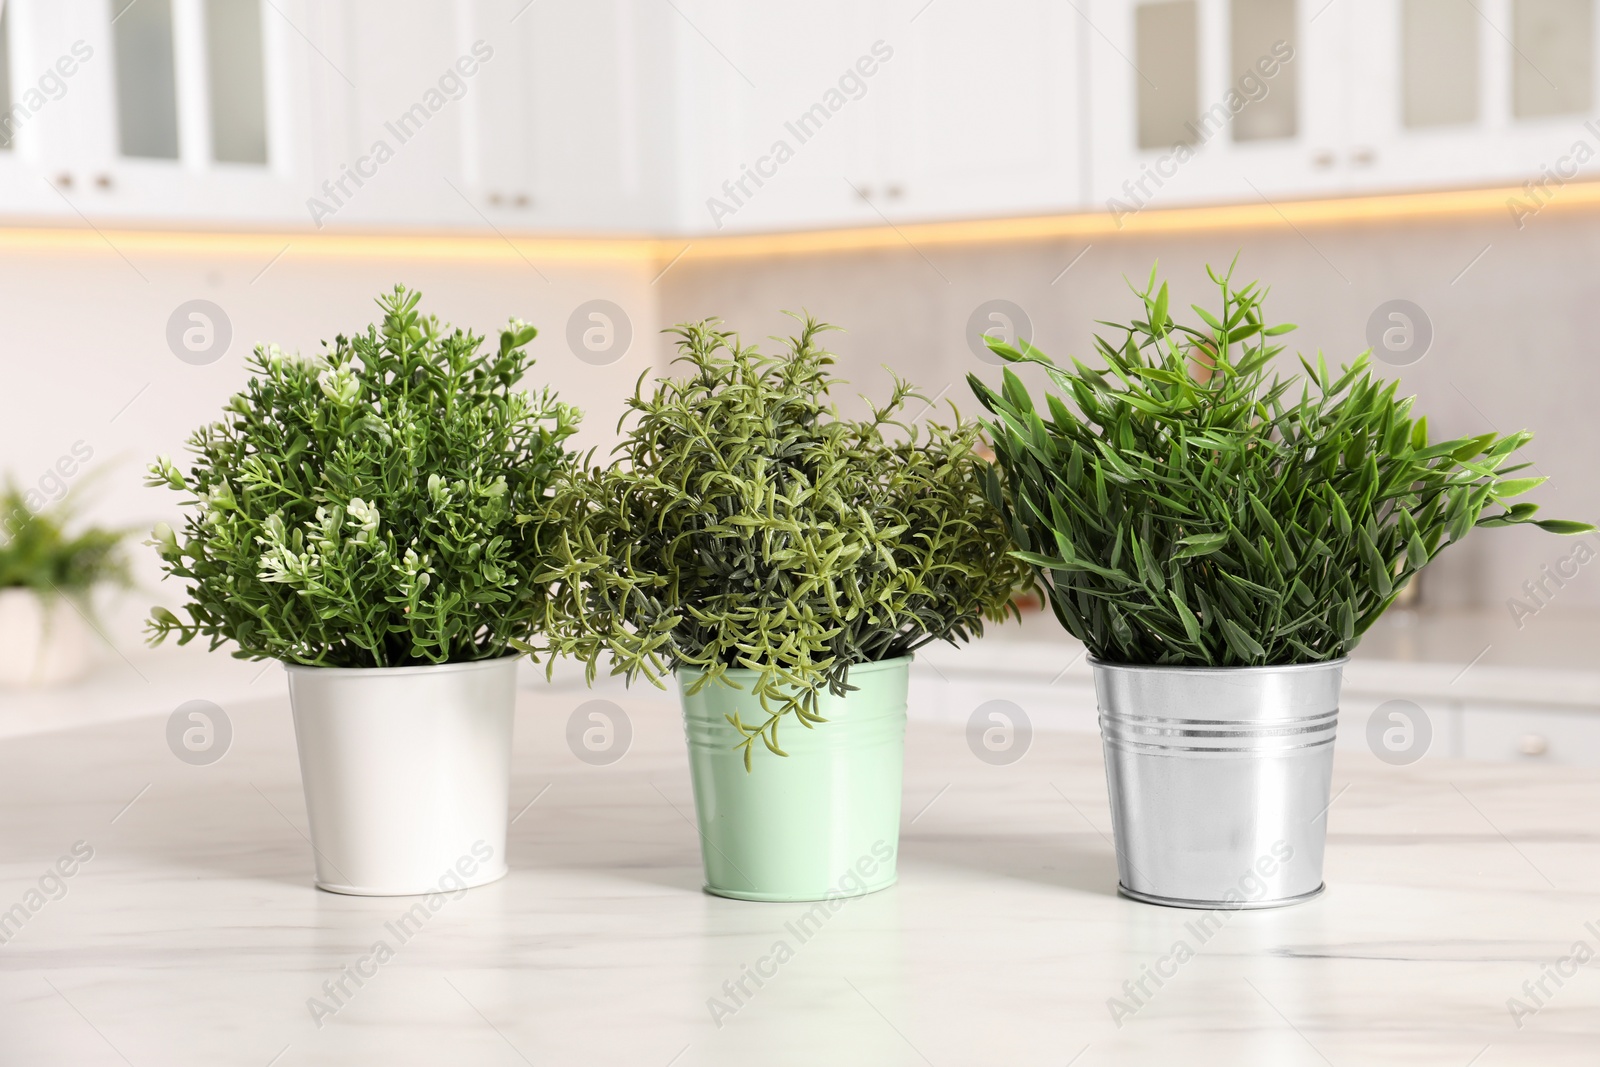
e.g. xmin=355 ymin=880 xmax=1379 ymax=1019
xmin=0 ymin=179 xmax=1581 ymax=264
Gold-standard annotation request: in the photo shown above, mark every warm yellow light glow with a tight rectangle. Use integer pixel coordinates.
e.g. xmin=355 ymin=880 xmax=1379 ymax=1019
xmin=0 ymin=226 xmax=656 ymax=262
xmin=0 ymin=180 xmax=1581 ymax=266
xmin=676 ymin=182 xmax=1588 ymax=260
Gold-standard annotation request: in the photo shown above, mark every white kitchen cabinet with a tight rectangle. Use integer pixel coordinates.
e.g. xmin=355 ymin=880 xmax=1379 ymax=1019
xmin=3 ymin=1 xmax=1596 ymax=233
xmin=1335 ymin=691 xmax=1600 ymax=768
xmin=513 ymin=0 xmax=676 ymax=231
xmin=1349 ymin=0 xmax=1600 ymax=199
xmin=0 ymin=1 xmax=79 ymax=216
xmin=675 ymin=0 xmax=1082 ymax=232
xmin=107 ymin=0 xmax=309 ymax=223
xmin=1091 ymin=0 xmax=1600 ymax=216
xmin=325 ymin=0 xmax=673 ymax=233
xmin=871 ymin=0 xmax=1083 ymax=221
xmin=458 ymin=0 xmax=536 ymax=219
xmin=1087 ymin=0 xmax=1348 ymax=215
xmin=0 ymin=0 xmax=312 ymax=225
xmin=309 ymin=0 xmax=471 ymax=229
xmin=1460 ymin=704 xmax=1600 ymax=767
xmin=671 ymin=0 xmax=883 ymax=233
xmin=0 ymin=0 xmax=678 ymax=231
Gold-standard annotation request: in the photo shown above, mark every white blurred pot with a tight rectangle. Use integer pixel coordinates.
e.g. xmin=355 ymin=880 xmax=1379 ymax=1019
xmin=0 ymin=588 xmax=93 ymax=687
xmin=284 ymin=655 xmax=517 ymax=896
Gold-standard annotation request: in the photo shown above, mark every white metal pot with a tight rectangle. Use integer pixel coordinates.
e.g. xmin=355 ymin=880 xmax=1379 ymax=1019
xmin=284 ymin=655 xmax=517 ymax=896
xmin=0 ymin=588 xmax=93 ymax=688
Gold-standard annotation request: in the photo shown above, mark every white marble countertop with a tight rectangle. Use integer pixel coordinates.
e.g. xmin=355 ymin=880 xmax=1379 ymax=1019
xmin=4 ymin=678 xmax=1600 ymax=1066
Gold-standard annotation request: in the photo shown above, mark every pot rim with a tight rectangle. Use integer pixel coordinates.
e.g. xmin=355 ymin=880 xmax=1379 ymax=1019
xmin=1087 ymin=655 xmax=1349 ymax=676
xmin=281 ymin=652 xmax=521 ymax=678
xmin=676 ymin=653 xmax=914 ymax=684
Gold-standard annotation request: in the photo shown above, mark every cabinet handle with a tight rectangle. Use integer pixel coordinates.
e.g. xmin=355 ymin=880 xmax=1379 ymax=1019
xmin=54 ymin=172 xmax=74 ymax=189
xmin=855 ymin=184 xmax=873 ymax=202
xmin=513 ymin=193 xmax=531 ymax=208
xmin=885 ymin=184 xmax=904 ymax=200
xmin=94 ymin=173 xmax=114 ymax=191
xmin=487 ymin=192 xmax=504 ymax=207
xmin=1519 ymin=733 xmax=1549 ymax=757
xmin=1311 ymin=151 xmax=1335 ymax=169
xmin=1350 ymin=147 xmax=1377 ymax=166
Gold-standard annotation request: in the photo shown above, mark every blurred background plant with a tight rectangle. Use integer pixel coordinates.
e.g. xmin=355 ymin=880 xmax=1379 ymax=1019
xmin=0 ymin=478 xmax=131 ymax=687
xmin=0 ymin=480 xmax=131 ymax=600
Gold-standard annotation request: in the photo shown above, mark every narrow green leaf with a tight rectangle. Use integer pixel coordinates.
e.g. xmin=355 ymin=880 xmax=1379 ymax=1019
xmin=1172 ymin=532 xmax=1228 ymax=559
xmin=1533 ymin=518 xmax=1596 ymax=534
xmin=1491 ymin=476 xmax=1546 ymax=499
xmin=1220 ymin=617 xmax=1266 ymax=660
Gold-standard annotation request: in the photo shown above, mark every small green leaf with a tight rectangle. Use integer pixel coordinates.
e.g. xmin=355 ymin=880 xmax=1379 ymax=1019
xmin=1220 ymin=617 xmax=1266 ymax=661
xmin=1492 ymin=476 xmax=1546 ymax=499
xmin=1533 ymin=519 xmax=1596 ymax=534
xmin=1406 ymin=532 xmax=1429 ymax=569
xmin=1172 ymin=532 xmax=1228 ymax=559
xmin=1170 ymin=590 xmax=1202 ymax=645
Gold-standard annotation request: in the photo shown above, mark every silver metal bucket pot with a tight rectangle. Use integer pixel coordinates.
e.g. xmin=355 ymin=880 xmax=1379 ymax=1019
xmin=1091 ymin=657 xmax=1345 ymax=909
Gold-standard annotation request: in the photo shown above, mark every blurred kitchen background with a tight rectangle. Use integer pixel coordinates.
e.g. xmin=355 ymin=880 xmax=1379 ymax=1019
xmin=0 ymin=0 xmax=1596 ymax=763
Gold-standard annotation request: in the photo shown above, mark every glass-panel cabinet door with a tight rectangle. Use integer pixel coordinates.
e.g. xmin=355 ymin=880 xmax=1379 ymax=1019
xmin=205 ymin=0 xmax=271 ymax=165
xmin=112 ymin=0 xmax=181 ymax=161
xmin=113 ymin=0 xmax=306 ymax=222
xmin=0 ymin=1 xmax=44 ymax=204
xmin=1352 ymin=0 xmax=1600 ymax=195
xmin=0 ymin=5 xmax=19 ymax=164
xmin=0 ymin=0 xmax=310 ymax=223
xmin=1088 ymin=0 xmax=1350 ymax=216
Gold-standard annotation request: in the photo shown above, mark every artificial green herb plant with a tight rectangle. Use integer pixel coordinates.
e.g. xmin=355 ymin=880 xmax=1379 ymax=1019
xmin=970 ymin=263 xmax=1591 ymax=667
xmin=0 ymin=483 xmax=129 ymax=597
xmin=146 ymin=286 xmax=579 ymax=667
xmin=535 ymin=316 xmax=1031 ymax=767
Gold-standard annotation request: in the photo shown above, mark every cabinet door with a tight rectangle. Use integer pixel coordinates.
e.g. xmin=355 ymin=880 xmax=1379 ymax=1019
xmin=458 ymin=0 xmax=536 ymax=219
xmin=518 ymin=0 xmax=676 ymax=231
xmin=871 ymin=0 xmax=1082 ymax=221
xmin=0 ymin=0 xmax=86 ymax=216
xmin=458 ymin=0 xmax=677 ymax=232
xmin=0 ymin=0 xmax=312 ymax=225
xmin=1088 ymin=0 xmax=1349 ymax=215
xmin=677 ymin=0 xmax=1081 ymax=232
xmin=136 ymin=0 xmax=308 ymax=222
xmin=672 ymin=0 xmax=881 ymax=232
xmin=314 ymin=0 xmax=468 ymax=228
xmin=1350 ymin=0 xmax=1600 ymax=197
xmin=1462 ymin=704 xmax=1600 ymax=767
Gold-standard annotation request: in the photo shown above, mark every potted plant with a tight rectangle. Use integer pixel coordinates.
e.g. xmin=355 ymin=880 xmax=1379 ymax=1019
xmin=147 ymin=286 xmax=579 ymax=895
xmin=537 ymin=317 xmax=1029 ymax=901
xmin=970 ymin=264 xmax=1590 ymax=909
xmin=0 ymin=482 xmax=128 ymax=687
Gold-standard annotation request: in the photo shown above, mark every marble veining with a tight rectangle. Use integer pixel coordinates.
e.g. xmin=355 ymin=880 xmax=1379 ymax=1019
xmin=2 ymin=679 xmax=1599 ymax=1065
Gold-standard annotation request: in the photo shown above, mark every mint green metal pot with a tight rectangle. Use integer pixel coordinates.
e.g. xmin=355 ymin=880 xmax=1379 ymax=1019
xmin=676 ymin=656 xmax=910 ymax=902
